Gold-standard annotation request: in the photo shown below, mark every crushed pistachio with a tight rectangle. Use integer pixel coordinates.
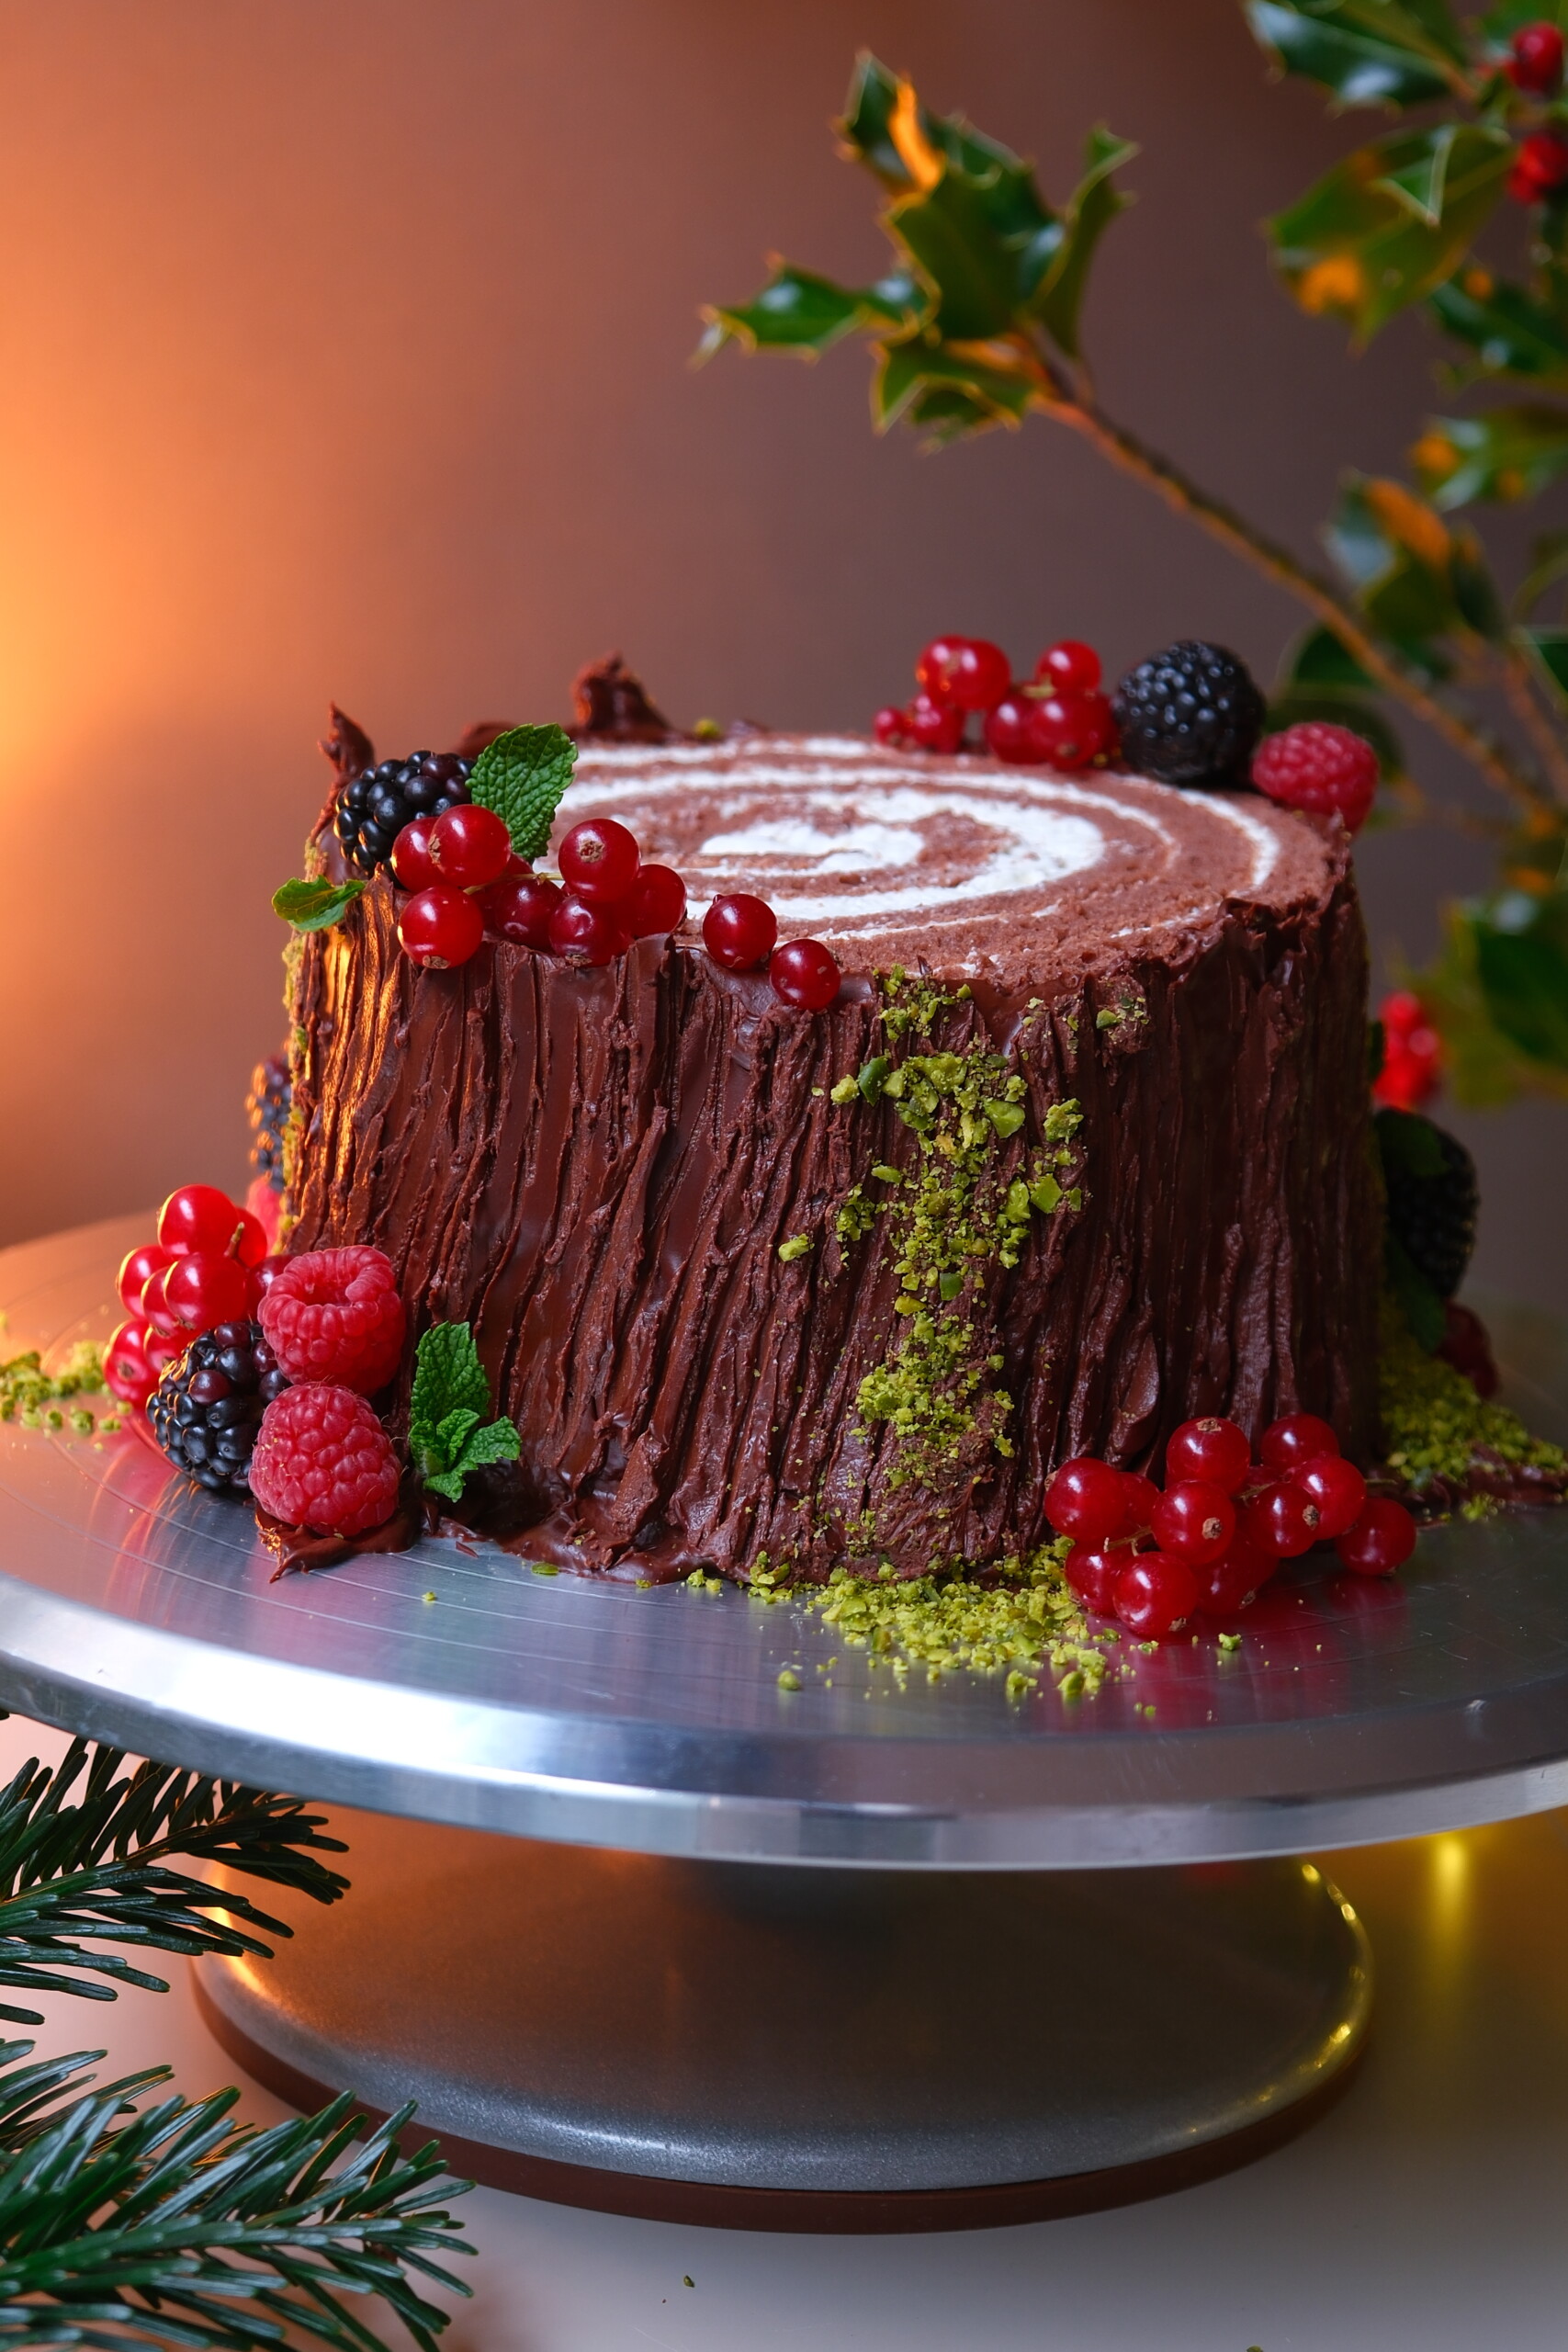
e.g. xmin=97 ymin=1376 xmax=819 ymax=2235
xmin=777 ymin=1234 xmax=813 ymax=1263
xmin=1218 ymin=1632 xmax=1242 ymax=1652
xmin=777 ymin=1668 xmax=803 ymax=1691
xmin=1095 ymin=1006 xmax=1123 ymax=1030
xmin=1379 ymin=1293 xmax=1564 ymax=1495
xmin=829 ymin=1076 xmax=860 ymax=1105
xmin=842 ymin=976 xmax=1084 ymax=1490
xmin=768 ymin=1542 xmax=1109 ymax=1694
xmin=0 ymin=1341 xmax=105 ymax=1424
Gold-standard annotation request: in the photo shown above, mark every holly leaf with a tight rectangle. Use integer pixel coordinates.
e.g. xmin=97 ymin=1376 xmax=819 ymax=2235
xmin=1428 ymin=269 xmax=1568 ymax=385
xmin=1386 ymin=1230 xmax=1448 ymax=1351
xmin=1413 ymin=403 xmax=1568 ymax=508
xmin=1277 ymin=623 xmax=1379 ymax=691
xmin=1269 ymin=124 xmax=1511 ymax=342
xmin=1325 ymin=474 xmax=1463 ymax=664
xmin=468 ymin=723 xmax=577 ymax=862
xmin=1244 ymin=1 xmax=1459 ymax=106
xmin=1029 ymin=127 xmax=1138 ymax=359
xmin=1517 ymin=622 xmax=1568 ymax=705
xmin=271 ymin=876 xmax=367 ymax=933
xmin=872 ymin=335 xmax=1036 ymax=435
xmin=697 ymin=263 xmax=919 ymax=360
xmin=1480 ymin=0 xmax=1568 ymax=40
xmin=1465 ymin=887 xmax=1568 ymax=1069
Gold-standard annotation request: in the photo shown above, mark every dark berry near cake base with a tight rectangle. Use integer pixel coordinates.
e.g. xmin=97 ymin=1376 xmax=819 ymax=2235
xmin=333 ymin=752 xmax=472 ymax=878
xmin=147 ymin=1323 xmax=289 ymax=1496
xmin=1111 ymin=642 xmax=1266 ymax=789
xmin=246 ymin=1051 xmax=290 ymax=1189
xmin=1377 ymin=1109 xmax=1479 ymax=1300
xmin=281 ymin=658 xmax=1386 ymax=1584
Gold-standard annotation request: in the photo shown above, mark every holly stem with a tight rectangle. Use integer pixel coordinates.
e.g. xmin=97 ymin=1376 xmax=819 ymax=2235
xmin=1496 ymin=637 xmax=1568 ymax=803
xmin=1025 ymin=367 xmax=1556 ymax=821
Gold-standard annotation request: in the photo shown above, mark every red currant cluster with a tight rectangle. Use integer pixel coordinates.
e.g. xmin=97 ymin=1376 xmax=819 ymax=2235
xmin=701 ymin=893 xmax=842 ymax=1010
xmin=1373 ymin=989 xmax=1441 ymax=1112
xmin=105 ymin=1185 xmax=288 ymax=1409
xmin=875 ymin=636 xmax=1118 ymax=770
xmin=1046 ymin=1413 xmax=1418 ymax=1642
xmin=389 ymin=805 xmax=687 ymax=973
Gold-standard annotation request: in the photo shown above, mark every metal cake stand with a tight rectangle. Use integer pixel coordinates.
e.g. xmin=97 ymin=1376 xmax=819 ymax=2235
xmin=3 ymin=1216 xmax=1567 ymax=2230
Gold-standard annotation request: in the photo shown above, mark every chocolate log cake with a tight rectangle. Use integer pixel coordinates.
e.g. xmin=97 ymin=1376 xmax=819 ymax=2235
xmin=285 ymin=725 xmax=1382 ymax=1582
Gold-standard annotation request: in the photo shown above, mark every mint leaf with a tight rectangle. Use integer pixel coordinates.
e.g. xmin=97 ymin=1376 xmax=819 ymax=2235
xmin=272 ymin=876 xmax=367 ymax=933
xmin=409 ymin=1322 xmax=521 ymax=1503
xmin=468 ymin=723 xmax=577 ymax=862
xmin=411 ymin=1323 xmax=491 ymax=1438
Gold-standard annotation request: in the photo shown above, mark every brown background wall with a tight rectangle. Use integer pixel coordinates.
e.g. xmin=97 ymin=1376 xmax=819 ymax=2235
xmin=0 ymin=0 xmax=1561 ymax=1304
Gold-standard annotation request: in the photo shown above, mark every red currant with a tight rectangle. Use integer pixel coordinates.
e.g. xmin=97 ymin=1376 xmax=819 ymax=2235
xmin=1294 ymin=1454 xmax=1366 ymax=1540
xmin=390 ymin=816 xmax=440 ymax=892
xmin=915 ymin=636 xmax=1011 ymax=713
xmin=1166 ymin=1416 xmax=1250 ymax=1495
xmin=104 ymin=1318 xmax=154 ymax=1408
xmin=1336 ymin=1497 xmax=1416 ymax=1577
xmin=874 ymin=706 xmax=909 ymax=748
xmin=1151 ymin=1478 xmax=1235 ymax=1566
xmin=1119 ymin=1471 xmax=1160 ymax=1536
xmin=904 ymin=694 xmax=966 ymax=754
xmin=558 ymin=818 xmax=641 ymax=905
xmin=1044 ymin=1456 xmax=1129 ymax=1545
xmin=1508 ymin=21 xmax=1564 ymax=94
xmin=1193 ymin=1527 xmax=1276 ymax=1613
xmin=1373 ymin=990 xmax=1441 ymax=1112
xmin=143 ymin=1322 xmax=191 ymax=1378
xmin=626 ymin=864 xmax=687 ymax=936
xmin=548 ymin=896 xmax=630 ymax=967
xmin=118 ymin=1241 xmax=173 ymax=1317
xmin=256 ymin=1252 xmax=291 ymax=1295
xmin=983 ymin=693 xmax=1044 ymax=764
xmin=1242 ymin=1478 xmax=1322 ymax=1558
xmin=158 ymin=1185 xmax=243 ymax=1258
xmin=704 ymin=893 xmax=778 ymax=971
xmin=429 ymin=803 xmax=513 ymax=890
xmin=1035 ymin=639 xmax=1102 ymax=694
xmin=1259 ymin=1413 xmax=1338 ymax=1472
xmin=398 ymin=885 xmax=485 ymax=969
xmin=227 ymin=1208 xmax=268 ymax=1270
xmin=1065 ymin=1547 xmax=1125 ymax=1614
xmin=482 ymin=873 xmax=563 ymax=948
xmin=1510 ymin=129 xmax=1568 ymax=200
xmin=1029 ymin=691 xmax=1116 ymax=770
xmin=165 ymin=1250 xmax=256 ymax=1332
xmin=140 ymin=1264 xmax=185 ymax=1337
xmin=1113 ymin=1553 xmax=1199 ymax=1640
xmin=770 ymin=939 xmax=841 ymax=1011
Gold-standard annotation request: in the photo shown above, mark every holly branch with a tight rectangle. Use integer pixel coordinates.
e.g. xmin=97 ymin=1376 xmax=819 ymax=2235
xmin=699 ymin=20 xmax=1568 ymax=1102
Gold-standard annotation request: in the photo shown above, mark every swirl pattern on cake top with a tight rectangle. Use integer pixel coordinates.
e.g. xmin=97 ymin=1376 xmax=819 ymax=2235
xmin=558 ymin=733 xmax=1336 ymax=980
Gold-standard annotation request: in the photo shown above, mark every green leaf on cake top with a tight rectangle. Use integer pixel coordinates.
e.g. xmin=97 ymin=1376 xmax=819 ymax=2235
xmin=410 ymin=1320 xmax=520 ymax=1503
xmin=468 ymin=722 xmax=577 ymax=862
xmin=272 ymin=876 xmax=367 ymax=932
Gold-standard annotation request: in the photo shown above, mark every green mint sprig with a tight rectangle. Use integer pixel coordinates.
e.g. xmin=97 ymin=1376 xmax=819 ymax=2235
xmin=409 ymin=1321 xmax=520 ymax=1503
xmin=468 ymin=722 xmax=577 ymax=861
xmin=272 ymin=876 xmax=367 ymax=933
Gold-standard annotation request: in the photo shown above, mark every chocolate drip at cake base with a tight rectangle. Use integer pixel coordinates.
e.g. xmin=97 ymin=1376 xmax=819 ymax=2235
xmin=569 ymin=653 xmax=679 ymax=742
xmin=286 ymin=833 xmax=1382 ymax=1582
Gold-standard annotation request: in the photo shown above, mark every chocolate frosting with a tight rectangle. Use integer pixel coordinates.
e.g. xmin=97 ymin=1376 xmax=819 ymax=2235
xmin=286 ymin=732 xmax=1382 ymax=1581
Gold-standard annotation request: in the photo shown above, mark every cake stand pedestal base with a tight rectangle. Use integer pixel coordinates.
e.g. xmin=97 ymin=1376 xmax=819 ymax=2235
xmin=198 ymin=1807 xmax=1371 ymax=2233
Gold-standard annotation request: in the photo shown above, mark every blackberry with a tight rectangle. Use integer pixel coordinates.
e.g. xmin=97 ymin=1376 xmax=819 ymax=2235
xmin=148 ymin=1322 xmax=290 ymax=1497
xmin=333 ymin=752 xmax=471 ymax=877
xmin=1377 ymin=1108 xmax=1479 ymax=1300
xmin=1111 ymin=641 xmax=1265 ymax=789
xmin=246 ymin=1048 xmax=291 ymax=1191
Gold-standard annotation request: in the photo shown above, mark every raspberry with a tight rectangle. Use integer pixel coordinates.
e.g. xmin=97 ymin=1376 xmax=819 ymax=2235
xmin=1252 ymin=721 xmax=1379 ymax=831
xmin=258 ymin=1246 xmax=407 ymax=1393
xmin=249 ymin=1385 xmax=402 ymax=1535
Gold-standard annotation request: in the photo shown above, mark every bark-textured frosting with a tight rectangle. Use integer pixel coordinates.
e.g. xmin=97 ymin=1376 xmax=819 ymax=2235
xmin=286 ymin=732 xmax=1382 ymax=1581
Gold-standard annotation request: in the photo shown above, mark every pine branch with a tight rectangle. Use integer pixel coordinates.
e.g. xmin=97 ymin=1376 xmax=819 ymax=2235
xmin=0 ymin=1740 xmax=348 ymax=2025
xmin=0 ymin=2038 xmax=472 ymax=2351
